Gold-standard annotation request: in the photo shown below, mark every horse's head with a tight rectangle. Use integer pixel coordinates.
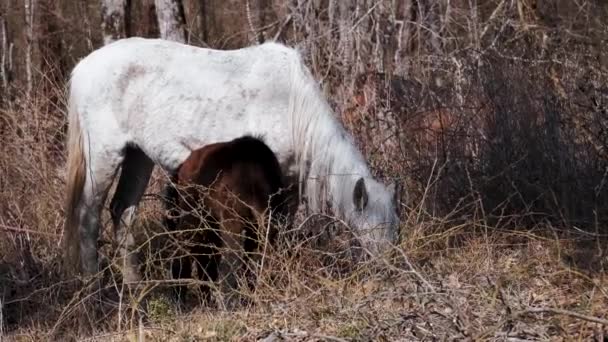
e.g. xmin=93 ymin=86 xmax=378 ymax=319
xmin=347 ymin=177 xmax=401 ymax=257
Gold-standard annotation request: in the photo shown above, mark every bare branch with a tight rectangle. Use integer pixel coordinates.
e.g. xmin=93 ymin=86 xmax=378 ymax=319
xmin=516 ymin=307 xmax=608 ymax=326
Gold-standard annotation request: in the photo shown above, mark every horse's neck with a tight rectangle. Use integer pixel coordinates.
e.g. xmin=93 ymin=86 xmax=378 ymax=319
xmin=288 ymin=57 xmax=372 ymax=215
xmin=302 ymin=112 xmax=372 ymax=216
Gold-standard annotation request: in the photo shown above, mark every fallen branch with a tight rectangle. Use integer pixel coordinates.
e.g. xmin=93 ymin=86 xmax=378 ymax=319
xmin=261 ymin=329 xmax=349 ymax=342
xmin=476 ymin=306 xmax=608 ymax=340
xmin=516 ymin=307 xmax=608 ymax=326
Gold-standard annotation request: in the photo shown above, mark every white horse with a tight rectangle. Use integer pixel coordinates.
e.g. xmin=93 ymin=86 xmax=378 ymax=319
xmin=63 ymin=37 xmax=400 ymax=281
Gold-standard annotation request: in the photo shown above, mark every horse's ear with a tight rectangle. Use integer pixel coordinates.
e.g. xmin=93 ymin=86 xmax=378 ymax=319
xmin=389 ymin=181 xmax=403 ymax=215
xmin=388 ymin=181 xmax=407 ymax=215
xmin=388 ymin=182 xmax=401 ymax=202
xmin=353 ymin=177 xmax=369 ymax=211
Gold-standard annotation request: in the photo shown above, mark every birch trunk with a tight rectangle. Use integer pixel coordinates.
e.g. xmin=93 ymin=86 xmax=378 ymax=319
xmin=100 ymin=0 xmax=131 ymax=45
xmin=154 ymin=0 xmax=186 ymax=43
xmin=0 ymin=15 xmax=9 ymax=94
xmin=0 ymin=13 xmax=13 ymax=108
xmin=0 ymin=1 xmax=15 ymax=107
xmin=24 ymin=0 xmax=36 ymax=100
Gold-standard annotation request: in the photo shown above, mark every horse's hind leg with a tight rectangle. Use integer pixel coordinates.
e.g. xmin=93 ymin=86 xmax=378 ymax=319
xmin=110 ymin=146 xmax=154 ymax=283
xmin=78 ymin=157 xmax=122 ymax=277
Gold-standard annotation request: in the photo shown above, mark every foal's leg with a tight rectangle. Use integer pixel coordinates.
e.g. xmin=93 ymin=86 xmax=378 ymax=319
xmin=190 ymin=240 xmax=214 ymax=304
xmin=170 ymin=251 xmax=192 ymax=302
xmin=216 ymin=220 xmax=246 ymax=308
xmin=161 ymin=171 xmax=180 ymax=231
xmin=242 ymin=209 xmax=276 ymax=295
xmin=109 ymin=146 xmax=154 ymax=284
xmin=243 ymin=214 xmax=262 ymax=289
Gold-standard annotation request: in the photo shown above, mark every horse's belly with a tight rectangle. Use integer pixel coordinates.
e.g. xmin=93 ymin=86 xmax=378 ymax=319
xmin=134 ymin=101 xmax=296 ymax=173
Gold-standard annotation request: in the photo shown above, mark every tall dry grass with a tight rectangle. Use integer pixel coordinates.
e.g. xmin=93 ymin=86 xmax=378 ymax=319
xmin=1 ymin=84 xmax=607 ymax=339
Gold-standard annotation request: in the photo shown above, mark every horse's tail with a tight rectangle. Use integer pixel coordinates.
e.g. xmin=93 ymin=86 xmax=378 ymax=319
xmin=62 ymin=83 xmax=86 ymax=275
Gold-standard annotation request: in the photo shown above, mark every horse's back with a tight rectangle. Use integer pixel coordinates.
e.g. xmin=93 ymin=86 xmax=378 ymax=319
xmin=71 ymin=37 xmax=299 ymax=87
xmin=69 ymin=38 xmax=303 ymax=173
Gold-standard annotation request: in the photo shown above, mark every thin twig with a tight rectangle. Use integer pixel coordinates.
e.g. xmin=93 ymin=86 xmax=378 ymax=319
xmin=0 ymin=224 xmax=60 ymax=237
xmin=396 ymin=247 xmax=436 ymax=292
xmin=272 ymin=14 xmax=292 ymax=41
xmin=348 ymin=1 xmax=382 ymax=34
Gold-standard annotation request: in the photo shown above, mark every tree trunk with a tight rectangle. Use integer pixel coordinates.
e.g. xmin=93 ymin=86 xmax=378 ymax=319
xmin=198 ymin=0 xmax=208 ymax=44
xmin=0 ymin=13 xmax=13 ymax=107
xmin=257 ymin=0 xmax=271 ymax=43
xmin=154 ymin=0 xmax=186 ymax=43
xmin=24 ymin=0 xmax=36 ymax=101
xmin=0 ymin=15 xmax=9 ymax=96
xmin=143 ymin=0 xmax=160 ymax=38
xmin=100 ymin=0 xmax=131 ymax=45
xmin=38 ymin=0 xmax=67 ymax=114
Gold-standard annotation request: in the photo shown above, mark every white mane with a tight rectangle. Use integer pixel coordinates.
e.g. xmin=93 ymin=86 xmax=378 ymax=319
xmin=286 ymin=50 xmax=372 ymax=218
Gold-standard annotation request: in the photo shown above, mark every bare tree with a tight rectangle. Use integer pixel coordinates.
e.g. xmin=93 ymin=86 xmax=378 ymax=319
xmin=154 ymin=0 xmax=186 ymax=42
xmin=198 ymin=0 xmax=208 ymax=43
xmin=0 ymin=15 xmax=13 ymax=108
xmin=0 ymin=14 xmax=10 ymax=97
xmin=257 ymin=0 xmax=271 ymax=43
xmin=100 ymin=0 xmax=131 ymax=45
xmin=142 ymin=0 xmax=160 ymax=38
xmin=24 ymin=0 xmax=36 ymax=100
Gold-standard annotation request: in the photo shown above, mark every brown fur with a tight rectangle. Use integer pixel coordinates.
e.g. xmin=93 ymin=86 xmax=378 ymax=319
xmin=163 ymin=135 xmax=287 ymax=300
xmin=62 ymin=102 xmax=86 ymax=275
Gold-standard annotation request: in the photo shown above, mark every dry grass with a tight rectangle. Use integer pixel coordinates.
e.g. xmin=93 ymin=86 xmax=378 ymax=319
xmin=6 ymin=221 xmax=607 ymax=341
xmin=1 ymin=96 xmax=606 ymax=340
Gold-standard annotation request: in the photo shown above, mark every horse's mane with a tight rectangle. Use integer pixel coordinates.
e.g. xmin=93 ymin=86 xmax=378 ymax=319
xmin=286 ymin=51 xmax=372 ymax=217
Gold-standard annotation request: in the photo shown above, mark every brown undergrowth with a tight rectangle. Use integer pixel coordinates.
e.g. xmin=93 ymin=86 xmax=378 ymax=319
xmin=1 ymin=47 xmax=608 ymax=342
xmin=6 ymin=217 xmax=607 ymax=341
xmin=1 ymin=105 xmax=606 ymax=340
